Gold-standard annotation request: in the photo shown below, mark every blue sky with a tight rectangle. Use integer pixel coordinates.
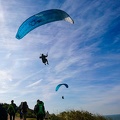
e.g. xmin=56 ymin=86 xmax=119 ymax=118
xmin=0 ymin=0 xmax=120 ymax=115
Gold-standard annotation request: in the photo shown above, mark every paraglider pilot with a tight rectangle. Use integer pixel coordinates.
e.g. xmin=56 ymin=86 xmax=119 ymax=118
xmin=39 ymin=53 xmax=49 ymax=65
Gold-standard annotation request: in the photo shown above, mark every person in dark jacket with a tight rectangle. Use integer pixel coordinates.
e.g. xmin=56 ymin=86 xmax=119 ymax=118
xmin=0 ymin=103 xmax=8 ymax=120
xmin=20 ymin=101 xmax=28 ymax=120
xmin=34 ymin=99 xmax=45 ymax=120
xmin=7 ymin=100 xmax=17 ymax=120
xmin=19 ymin=102 xmax=23 ymax=119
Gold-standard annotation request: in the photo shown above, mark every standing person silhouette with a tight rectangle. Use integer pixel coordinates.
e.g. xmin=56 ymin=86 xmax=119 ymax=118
xmin=8 ymin=100 xmax=17 ymax=120
xmin=21 ymin=101 xmax=29 ymax=120
xmin=19 ymin=102 xmax=23 ymax=120
xmin=0 ymin=103 xmax=8 ymax=120
xmin=34 ymin=99 xmax=45 ymax=120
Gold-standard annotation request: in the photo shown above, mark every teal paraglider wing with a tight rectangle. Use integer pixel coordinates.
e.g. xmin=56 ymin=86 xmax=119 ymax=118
xmin=16 ymin=9 xmax=74 ymax=39
xmin=55 ymin=83 xmax=69 ymax=91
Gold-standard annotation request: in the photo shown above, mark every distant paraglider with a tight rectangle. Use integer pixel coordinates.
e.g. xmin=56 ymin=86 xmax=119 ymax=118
xmin=56 ymin=83 xmax=69 ymax=99
xmin=16 ymin=9 xmax=74 ymax=39
xmin=39 ymin=53 xmax=49 ymax=65
xmin=62 ymin=96 xmax=64 ymax=99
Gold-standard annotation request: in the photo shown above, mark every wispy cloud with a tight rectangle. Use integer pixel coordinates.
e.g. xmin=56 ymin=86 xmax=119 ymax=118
xmin=26 ymin=79 xmax=42 ymax=88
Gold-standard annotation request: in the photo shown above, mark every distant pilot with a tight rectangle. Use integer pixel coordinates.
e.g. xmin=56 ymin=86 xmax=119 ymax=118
xmin=39 ymin=53 xmax=49 ymax=65
xmin=62 ymin=96 xmax=64 ymax=99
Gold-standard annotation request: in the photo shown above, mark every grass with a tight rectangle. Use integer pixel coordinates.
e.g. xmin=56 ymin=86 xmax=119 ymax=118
xmin=45 ymin=110 xmax=111 ymax=120
xmin=27 ymin=118 xmax=36 ymax=120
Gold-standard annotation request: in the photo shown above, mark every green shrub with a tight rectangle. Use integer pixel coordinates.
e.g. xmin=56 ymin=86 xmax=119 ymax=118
xmin=49 ymin=110 xmax=110 ymax=120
